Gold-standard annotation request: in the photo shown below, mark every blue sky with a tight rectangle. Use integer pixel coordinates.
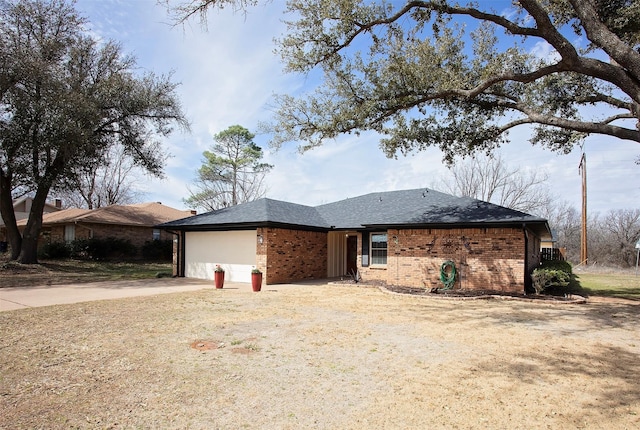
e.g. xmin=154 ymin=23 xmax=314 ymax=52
xmin=75 ymin=0 xmax=639 ymax=214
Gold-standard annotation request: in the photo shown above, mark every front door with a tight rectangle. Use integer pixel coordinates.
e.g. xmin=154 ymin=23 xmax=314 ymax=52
xmin=346 ymin=235 xmax=358 ymax=276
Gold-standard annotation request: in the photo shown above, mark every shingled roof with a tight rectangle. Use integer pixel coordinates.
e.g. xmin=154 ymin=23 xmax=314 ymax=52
xmin=159 ymin=188 xmax=549 ymax=236
xmin=161 ymin=198 xmax=328 ymax=230
xmin=19 ymin=202 xmax=193 ymax=228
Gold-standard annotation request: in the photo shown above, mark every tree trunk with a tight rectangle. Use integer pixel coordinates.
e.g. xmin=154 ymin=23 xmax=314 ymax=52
xmin=0 ymin=170 xmax=21 ymax=260
xmin=17 ymin=185 xmax=51 ymax=264
xmin=18 ymin=226 xmax=40 ymax=264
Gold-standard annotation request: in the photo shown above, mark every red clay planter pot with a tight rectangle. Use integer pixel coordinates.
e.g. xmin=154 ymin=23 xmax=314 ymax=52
xmin=251 ymin=272 xmax=262 ymax=292
xmin=214 ymin=271 xmax=224 ymax=289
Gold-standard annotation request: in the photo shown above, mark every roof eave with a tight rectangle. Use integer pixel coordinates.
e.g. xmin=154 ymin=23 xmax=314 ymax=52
xmin=157 ymin=221 xmax=329 ymax=232
xmin=362 ymin=219 xmax=550 ymax=232
xmin=42 ymin=220 xmax=160 ymax=228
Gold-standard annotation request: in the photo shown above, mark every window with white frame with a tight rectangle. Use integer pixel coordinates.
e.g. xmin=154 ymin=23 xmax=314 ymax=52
xmin=371 ymin=233 xmax=388 ymax=265
xmin=64 ymin=225 xmax=75 ymax=242
xmin=152 ymin=228 xmax=161 ymax=241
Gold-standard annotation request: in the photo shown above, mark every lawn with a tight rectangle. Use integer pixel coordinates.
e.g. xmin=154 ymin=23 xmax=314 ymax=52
xmin=0 ymin=258 xmax=172 ymax=288
xmin=2 ymin=280 xmax=639 ymax=429
xmin=575 ymin=270 xmax=640 ymax=301
xmin=2 ymin=259 xmax=639 ymax=428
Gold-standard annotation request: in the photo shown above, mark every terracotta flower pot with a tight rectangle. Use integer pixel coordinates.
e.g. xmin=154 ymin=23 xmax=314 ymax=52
xmin=214 ymin=271 xmax=224 ymax=289
xmin=251 ymin=272 xmax=262 ymax=292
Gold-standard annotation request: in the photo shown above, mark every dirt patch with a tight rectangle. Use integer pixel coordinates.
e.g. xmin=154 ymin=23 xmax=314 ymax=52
xmin=231 ymin=347 xmax=258 ymax=354
xmin=190 ymin=340 xmax=224 ymax=351
xmin=1 ymin=284 xmax=639 ymax=429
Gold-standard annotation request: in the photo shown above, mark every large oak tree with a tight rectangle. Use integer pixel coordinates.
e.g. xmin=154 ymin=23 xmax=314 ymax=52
xmin=1 ymin=0 xmax=188 ymax=263
xmin=165 ymin=0 xmax=640 ymax=161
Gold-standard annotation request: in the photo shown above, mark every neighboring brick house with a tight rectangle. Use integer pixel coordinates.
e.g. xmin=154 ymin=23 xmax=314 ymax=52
xmin=0 ymin=197 xmax=62 ymax=243
xmin=159 ymin=189 xmax=551 ymax=294
xmin=17 ymin=202 xmax=194 ymax=255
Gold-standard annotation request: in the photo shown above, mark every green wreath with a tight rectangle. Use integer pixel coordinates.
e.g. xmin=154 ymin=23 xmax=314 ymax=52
xmin=439 ymin=260 xmax=457 ymax=290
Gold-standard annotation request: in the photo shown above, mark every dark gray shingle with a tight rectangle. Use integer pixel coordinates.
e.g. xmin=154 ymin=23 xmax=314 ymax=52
xmin=316 ymin=188 xmax=545 ymax=228
xmin=160 ymin=188 xmax=547 ymax=232
xmin=160 ymin=198 xmax=328 ymax=229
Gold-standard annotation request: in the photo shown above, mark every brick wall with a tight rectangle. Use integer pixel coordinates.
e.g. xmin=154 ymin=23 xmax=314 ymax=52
xmin=78 ymin=223 xmax=173 ymax=249
xmin=525 ymin=232 xmax=542 ymax=293
xmin=358 ymin=227 xmax=531 ymax=294
xmin=42 ymin=222 xmax=173 ymax=258
xmin=258 ymin=227 xmax=327 ymax=284
xmin=172 ymin=233 xmax=181 ymax=276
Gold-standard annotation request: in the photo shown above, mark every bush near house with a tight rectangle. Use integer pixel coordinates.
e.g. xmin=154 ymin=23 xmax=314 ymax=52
xmin=72 ymin=238 xmax=137 ymax=260
xmin=40 ymin=238 xmax=137 ymax=261
xmin=40 ymin=238 xmax=173 ymax=261
xmin=39 ymin=241 xmax=72 ymax=259
xmin=531 ymin=260 xmax=573 ymax=295
xmin=141 ymin=240 xmax=173 ymax=261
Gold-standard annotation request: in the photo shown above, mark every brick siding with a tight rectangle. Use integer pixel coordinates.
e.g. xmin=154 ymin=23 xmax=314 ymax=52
xmin=258 ymin=227 xmax=327 ymax=284
xmin=525 ymin=231 xmax=542 ymax=293
xmin=176 ymin=225 xmax=536 ymax=292
xmin=358 ymin=227 xmax=532 ymax=294
xmin=43 ymin=223 xmax=174 ymax=258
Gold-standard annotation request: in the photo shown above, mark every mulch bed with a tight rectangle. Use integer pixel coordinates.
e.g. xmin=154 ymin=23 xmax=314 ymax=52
xmin=383 ymin=284 xmax=581 ymax=301
xmin=333 ymin=279 xmax=585 ymax=303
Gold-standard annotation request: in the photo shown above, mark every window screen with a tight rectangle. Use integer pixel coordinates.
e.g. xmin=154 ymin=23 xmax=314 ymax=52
xmin=371 ymin=233 xmax=387 ymax=265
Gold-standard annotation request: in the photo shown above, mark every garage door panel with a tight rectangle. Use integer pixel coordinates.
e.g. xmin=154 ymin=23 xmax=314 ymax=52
xmin=185 ymin=231 xmax=256 ymax=283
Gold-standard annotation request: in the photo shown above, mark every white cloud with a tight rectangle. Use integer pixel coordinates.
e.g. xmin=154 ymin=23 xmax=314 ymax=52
xmin=529 ymin=40 xmax=560 ymax=63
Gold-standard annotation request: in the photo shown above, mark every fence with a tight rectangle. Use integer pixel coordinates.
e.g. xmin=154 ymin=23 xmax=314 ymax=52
xmin=541 ymin=247 xmax=566 ymax=261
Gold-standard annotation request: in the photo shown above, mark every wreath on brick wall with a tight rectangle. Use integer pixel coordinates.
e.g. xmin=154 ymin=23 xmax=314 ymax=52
xmin=440 ymin=260 xmax=457 ymax=290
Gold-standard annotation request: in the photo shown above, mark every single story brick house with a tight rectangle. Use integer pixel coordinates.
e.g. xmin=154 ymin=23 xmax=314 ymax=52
xmin=18 ymin=202 xmax=194 ymax=255
xmin=160 ymin=188 xmax=551 ymax=294
xmin=0 ymin=197 xmax=62 ymax=243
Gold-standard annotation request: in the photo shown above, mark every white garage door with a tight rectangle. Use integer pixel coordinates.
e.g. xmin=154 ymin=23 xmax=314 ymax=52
xmin=185 ymin=230 xmax=257 ymax=283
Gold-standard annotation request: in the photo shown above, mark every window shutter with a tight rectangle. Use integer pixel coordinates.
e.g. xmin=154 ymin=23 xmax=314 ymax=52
xmin=361 ymin=232 xmax=369 ymax=267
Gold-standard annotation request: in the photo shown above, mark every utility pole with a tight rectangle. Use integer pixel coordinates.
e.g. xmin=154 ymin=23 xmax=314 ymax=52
xmin=635 ymin=240 xmax=639 ymax=277
xmin=579 ymin=152 xmax=588 ymax=265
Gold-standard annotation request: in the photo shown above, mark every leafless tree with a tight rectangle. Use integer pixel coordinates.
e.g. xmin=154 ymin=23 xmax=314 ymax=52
xmin=540 ymin=203 xmax=640 ymax=267
xmin=540 ymin=200 xmax=582 ymax=262
xmin=591 ymin=209 xmax=640 ymax=267
xmin=440 ymin=154 xmax=552 ymax=214
xmin=57 ymin=146 xmax=146 ymax=209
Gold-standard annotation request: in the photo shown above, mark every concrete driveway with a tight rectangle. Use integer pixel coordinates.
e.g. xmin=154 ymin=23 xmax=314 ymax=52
xmin=0 ymin=278 xmax=240 ymax=311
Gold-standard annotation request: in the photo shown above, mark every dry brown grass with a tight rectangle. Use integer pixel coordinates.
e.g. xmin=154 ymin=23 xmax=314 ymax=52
xmin=0 ymin=259 xmax=172 ymax=288
xmin=1 ymin=280 xmax=639 ymax=429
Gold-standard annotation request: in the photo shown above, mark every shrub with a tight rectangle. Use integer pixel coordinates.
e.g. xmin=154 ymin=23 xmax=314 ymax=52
xmin=69 ymin=238 xmax=137 ymax=260
xmin=531 ymin=260 xmax=572 ymax=295
xmin=540 ymin=259 xmax=573 ymax=274
xmin=142 ymin=240 xmax=173 ymax=261
xmin=39 ymin=241 xmax=71 ymax=259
